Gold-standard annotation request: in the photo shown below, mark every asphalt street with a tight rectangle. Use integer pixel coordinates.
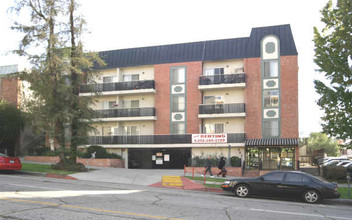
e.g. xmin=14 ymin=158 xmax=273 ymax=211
xmin=0 ymin=173 xmax=352 ymax=220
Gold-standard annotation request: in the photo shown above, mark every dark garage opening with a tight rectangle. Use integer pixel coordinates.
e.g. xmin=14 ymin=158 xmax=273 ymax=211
xmin=128 ymin=148 xmax=191 ymax=169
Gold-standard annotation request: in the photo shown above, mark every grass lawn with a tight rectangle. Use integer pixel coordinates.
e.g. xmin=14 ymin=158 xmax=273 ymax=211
xmin=204 ymin=184 xmax=222 ymax=189
xmin=185 ymin=176 xmax=227 ymax=183
xmin=338 ymin=187 xmax=352 ymax=199
xmin=21 ymin=163 xmax=77 ymax=175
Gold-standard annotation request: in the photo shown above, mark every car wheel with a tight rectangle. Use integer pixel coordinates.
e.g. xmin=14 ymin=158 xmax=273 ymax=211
xmin=235 ymin=184 xmax=250 ymax=198
xmin=303 ymin=189 xmax=320 ymax=203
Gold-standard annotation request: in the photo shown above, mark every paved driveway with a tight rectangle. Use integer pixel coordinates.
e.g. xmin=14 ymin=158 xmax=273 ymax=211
xmin=70 ymin=167 xmax=184 ymax=186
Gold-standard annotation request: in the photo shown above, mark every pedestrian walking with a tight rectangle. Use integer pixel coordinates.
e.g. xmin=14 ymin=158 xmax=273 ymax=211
xmin=202 ymin=156 xmax=214 ymax=177
xmin=217 ymin=157 xmax=227 ymax=177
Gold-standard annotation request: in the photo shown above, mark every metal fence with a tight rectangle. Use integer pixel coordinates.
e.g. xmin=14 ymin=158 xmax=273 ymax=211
xmin=80 ymin=80 xmax=155 ymax=93
xmin=199 ymin=73 xmax=245 ymax=85
xmin=94 ymin=107 xmax=156 ymax=118
xmin=199 ymin=103 xmax=245 ymax=114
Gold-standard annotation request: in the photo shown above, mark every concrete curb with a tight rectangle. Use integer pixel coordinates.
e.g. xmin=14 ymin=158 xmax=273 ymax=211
xmin=16 ymin=171 xmax=77 ymax=180
xmin=16 ymin=171 xmax=46 ymax=177
xmin=324 ymin=198 xmax=352 ymax=206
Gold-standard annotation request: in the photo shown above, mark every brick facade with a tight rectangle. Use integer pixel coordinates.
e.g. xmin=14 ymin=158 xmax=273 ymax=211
xmin=244 ymin=58 xmax=262 ymax=139
xmin=243 ymin=56 xmax=298 ymax=139
xmin=154 ymin=62 xmax=202 ymax=135
xmin=0 ymin=77 xmax=19 ymax=106
xmin=280 ymin=55 xmax=299 ymax=138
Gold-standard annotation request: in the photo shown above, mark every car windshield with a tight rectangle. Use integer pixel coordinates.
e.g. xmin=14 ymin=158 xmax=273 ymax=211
xmin=0 ymin=153 xmax=8 ymax=157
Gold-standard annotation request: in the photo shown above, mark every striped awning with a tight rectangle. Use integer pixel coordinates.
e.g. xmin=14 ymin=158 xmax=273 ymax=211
xmin=245 ymin=138 xmax=299 ymax=146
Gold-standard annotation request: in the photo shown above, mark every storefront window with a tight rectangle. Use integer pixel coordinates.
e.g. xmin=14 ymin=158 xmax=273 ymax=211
xmin=281 ymin=147 xmax=295 ymax=170
xmin=246 ymin=147 xmax=259 ymax=170
xmin=245 ymin=147 xmax=295 ymax=170
xmin=261 ymin=148 xmax=280 ymax=170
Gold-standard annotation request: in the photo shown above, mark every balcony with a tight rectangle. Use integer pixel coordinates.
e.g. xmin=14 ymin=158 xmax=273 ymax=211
xmin=198 ymin=74 xmax=245 ymax=90
xmin=198 ymin=103 xmax=245 ymax=118
xmin=79 ymin=80 xmax=156 ymax=96
xmin=88 ymin=133 xmax=245 ymax=145
xmin=93 ymin=107 xmax=156 ymax=122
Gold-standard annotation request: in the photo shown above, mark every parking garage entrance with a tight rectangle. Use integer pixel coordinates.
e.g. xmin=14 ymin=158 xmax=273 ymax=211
xmin=128 ymin=148 xmax=191 ymax=169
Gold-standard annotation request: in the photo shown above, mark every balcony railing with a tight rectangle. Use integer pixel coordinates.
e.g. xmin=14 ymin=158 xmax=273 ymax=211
xmin=199 ymin=103 xmax=245 ymax=114
xmin=88 ymin=133 xmax=245 ymax=145
xmin=94 ymin=107 xmax=156 ymax=118
xmin=80 ymin=80 xmax=155 ymax=93
xmin=199 ymin=73 xmax=245 ymax=85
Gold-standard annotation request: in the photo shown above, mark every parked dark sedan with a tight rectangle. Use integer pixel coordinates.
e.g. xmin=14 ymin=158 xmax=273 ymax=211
xmin=221 ymin=171 xmax=339 ymax=203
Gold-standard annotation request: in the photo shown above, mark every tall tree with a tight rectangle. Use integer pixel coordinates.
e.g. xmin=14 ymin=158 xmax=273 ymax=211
xmin=0 ymin=100 xmax=24 ymax=156
xmin=306 ymin=132 xmax=339 ymax=157
xmin=11 ymin=0 xmax=68 ymax=159
xmin=11 ymin=0 xmax=104 ymax=168
xmin=66 ymin=0 xmax=104 ymax=163
xmin=313 ymin=0 xmax=352 ymax=148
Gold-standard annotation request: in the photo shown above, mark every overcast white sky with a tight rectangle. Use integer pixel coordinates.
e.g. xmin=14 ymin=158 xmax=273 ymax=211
xmin=0 ymin=0 xmax=329 ymax=137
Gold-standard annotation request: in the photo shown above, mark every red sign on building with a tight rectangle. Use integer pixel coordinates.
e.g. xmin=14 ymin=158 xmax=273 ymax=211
xmin=192 ymin=134 xmax=227 ymax=143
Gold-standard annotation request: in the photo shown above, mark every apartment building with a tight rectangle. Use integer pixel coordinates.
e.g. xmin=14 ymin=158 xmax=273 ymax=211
xmin=80 ymin=24 xmax=299 ymax=170
xmin=0 ymin=65 xmax=21 ymax=106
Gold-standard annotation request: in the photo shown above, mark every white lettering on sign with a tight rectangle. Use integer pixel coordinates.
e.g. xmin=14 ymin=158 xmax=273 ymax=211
xmin=192 ymin=134 xmax=227 ymax=144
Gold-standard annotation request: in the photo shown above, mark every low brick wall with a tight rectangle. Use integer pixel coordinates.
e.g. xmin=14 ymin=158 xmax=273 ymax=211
xmin=24 ymin=156 xmax=60 ymax=164
xmin=24 ymin=156 xmax=124 ymax=168
xmin=184 ymin=166 xmax=242 ymax=177
xmin=77 ymin=158 xmax=124 ymax=168
xmin=259 ymin=170 xmax=272 ymax=176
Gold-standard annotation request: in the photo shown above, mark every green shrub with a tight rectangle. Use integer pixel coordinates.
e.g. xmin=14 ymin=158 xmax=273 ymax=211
xmin=77 ymin=151 xmax=91 ymax=158
xmin=191 ymin=156 xmax=221 ymax=167
xmin=322 ymin=166 xmax=348 ymax=181
xmin=230 ymin=156 xmax=242 ymax=167
xmin=28 ymin=147 xmax=51 ymax=156
xmin=51 ymin=159 xmax=87 ymax=172
xmin=41 ymin=151 xmax=60 ymax=156
xmin=80 ymin=145 xmax=121 ymax=159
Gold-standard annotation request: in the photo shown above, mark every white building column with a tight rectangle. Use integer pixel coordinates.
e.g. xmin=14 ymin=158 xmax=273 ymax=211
xmin=124 ymin=148 xmax=128 ymax=169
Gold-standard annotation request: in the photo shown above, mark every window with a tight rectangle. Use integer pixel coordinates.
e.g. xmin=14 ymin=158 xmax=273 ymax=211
xmin=285 ymin=173 xmax=303 ymax=183
xmin=123 ymin=126 xmax=140 ymax=135
xmin=263 ymin=120 xmax=279 ymax=137
xmin=303 ymin=175 xmax=311 ymax=183
xmin=123 ymin=100 xmax=139 ymax=108
xmin=102 ymin=101 xmax=117 ymax=109
xmin=204 ymin=68 xmax=224 ymax=76
xmin=264 ymin=61 xmax=278 ymax=78
xmin=172 ymin=96 xmax=185 ymax=111
xmin=263 ymin=172 xmax=285 ymax=182
xmin=171 ymin=68 xmax=185 ymax=84
xmin=204 ymin=96 xmax=224 ymax=105
xmin=204 ymin=124 xmax=224 ymax=133
xmin=263 ymin=90 xmax=279 ymax=107
xmin=103 ymin=76 xmax=118 ymax=83
xmin=123 ymin=74 xmax=139 ymax=82
xmin=171 ymin=123 xmax=185 ymax=134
